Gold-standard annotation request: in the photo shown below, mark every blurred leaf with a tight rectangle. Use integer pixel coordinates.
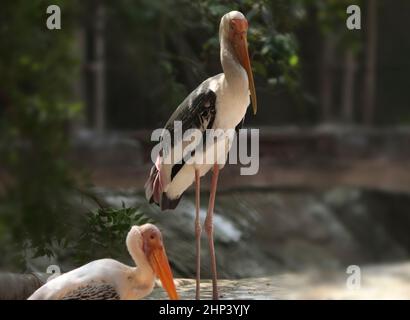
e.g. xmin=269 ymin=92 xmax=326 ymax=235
xmin=289 ymin=54 xmax=299 ymax=67
xmin=72 ymin=206 xmax=153 ymax=264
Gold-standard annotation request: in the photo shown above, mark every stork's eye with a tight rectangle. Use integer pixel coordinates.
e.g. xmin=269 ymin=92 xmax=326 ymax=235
xmin=150 ymin=234 xmax=155 ymax=240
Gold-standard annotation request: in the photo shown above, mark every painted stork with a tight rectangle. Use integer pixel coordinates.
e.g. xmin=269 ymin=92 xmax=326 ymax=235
xmin=28 ymin=224 xmax=179 ymax=300
xmin=145 ymin=11 xmax=257 ymax=300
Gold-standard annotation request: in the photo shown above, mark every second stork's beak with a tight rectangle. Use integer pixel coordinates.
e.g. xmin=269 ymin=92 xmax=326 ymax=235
xmin=148 ymin=245 xmax=179 ymax=300
xmin=231 ymin=18 xmax=257 ymax=115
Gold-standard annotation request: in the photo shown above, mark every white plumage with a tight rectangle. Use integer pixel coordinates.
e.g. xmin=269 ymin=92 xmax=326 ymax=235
xmin=28 ymin=224 xmax=179 ymax=300
xmin=145 ymin=10 xmax=257 ymax=299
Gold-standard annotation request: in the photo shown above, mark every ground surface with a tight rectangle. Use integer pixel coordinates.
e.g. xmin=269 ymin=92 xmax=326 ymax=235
xmin=1 ymin=261 xmax=410 ymax=299
xmin=146 ymin=261 xmax=410 ymax=300
xmin=2 ymin=128 xmax=410 ymax=300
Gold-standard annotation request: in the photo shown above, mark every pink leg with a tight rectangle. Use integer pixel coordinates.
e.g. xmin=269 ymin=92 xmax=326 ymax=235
xmin=204 ymin=164 xmax=219 ymax=300
xmin=194 ymin=169 xmax=201 ymax=300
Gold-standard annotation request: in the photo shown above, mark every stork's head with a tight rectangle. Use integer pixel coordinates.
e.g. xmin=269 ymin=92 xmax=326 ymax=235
xmin=220 ymin=11 xmax=257 ymax=114
xmin=138 ymin=223 xmax=179 ymax=300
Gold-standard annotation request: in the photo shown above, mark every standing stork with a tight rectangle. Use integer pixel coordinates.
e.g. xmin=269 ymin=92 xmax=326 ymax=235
xmin=28 ymin=224 xmax=179 ymax=300
xmin=145 ymin=11 xmax=257 ymax=300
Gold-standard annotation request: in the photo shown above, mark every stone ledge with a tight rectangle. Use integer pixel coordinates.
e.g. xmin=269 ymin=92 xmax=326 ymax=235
xmin=2 ymin=261 xmax=410 ymax=299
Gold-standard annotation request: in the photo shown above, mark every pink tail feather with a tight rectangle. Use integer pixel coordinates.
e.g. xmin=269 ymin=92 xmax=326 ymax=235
xmin=145 ymin=165 xmax=162 ymax=205
xmin=144 ymin=158 xmax=182 ymax=210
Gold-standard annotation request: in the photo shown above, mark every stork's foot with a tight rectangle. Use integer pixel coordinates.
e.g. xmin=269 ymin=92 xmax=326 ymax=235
xmin=205 ymin=214 xmax=219 ymax=300
xmin=195 ymin=169 xmax=201 ymax=300
xmin=195 ymin=220 xmax=201 ymax=300
xmin=212 ymin=287 xmax=219 ymax=300
xmin=205 ymin=164 xmax=220 ymax=300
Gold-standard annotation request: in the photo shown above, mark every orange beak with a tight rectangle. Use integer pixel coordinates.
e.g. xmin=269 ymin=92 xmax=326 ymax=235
xmin=148 ymin=245 xmax=179 ymax=300
xmin=231 ymin=18 xmax=257 ymax=115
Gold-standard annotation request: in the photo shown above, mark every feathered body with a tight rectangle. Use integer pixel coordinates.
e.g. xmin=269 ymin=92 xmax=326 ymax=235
xmin=28 ymin=259 xmax=155 ymax=300
xmin=145 ymin=11 xmax=251 ymax=210
xmin=28 ymin=224 xmax=178 ymax=300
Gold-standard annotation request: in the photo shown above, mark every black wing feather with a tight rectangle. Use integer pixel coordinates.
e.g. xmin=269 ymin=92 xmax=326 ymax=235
xmin=163 ymin=90 xmax=217 ymax=148
xmin=148 ymin=89 xmax=217 ymax=210
xmin=61 ymin=283 xmax=120 ymax=300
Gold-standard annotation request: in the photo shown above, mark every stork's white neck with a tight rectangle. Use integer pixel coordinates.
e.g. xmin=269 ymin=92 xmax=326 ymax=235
xmin=220 ymin=36 xmax=248 ymax=90
xmin=126 ymin=233 xmax=155 ymax=283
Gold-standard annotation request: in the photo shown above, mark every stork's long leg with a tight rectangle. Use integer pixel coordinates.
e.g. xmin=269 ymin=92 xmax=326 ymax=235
xmin=194 ymin=169 xmax=201 ymax=300
xmin=204 ymin=163 xmax=219 ymax=300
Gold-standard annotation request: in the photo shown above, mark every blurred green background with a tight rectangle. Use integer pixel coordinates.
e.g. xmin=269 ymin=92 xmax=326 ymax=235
xmin=1 ymin=0 xmax=410 ymax=286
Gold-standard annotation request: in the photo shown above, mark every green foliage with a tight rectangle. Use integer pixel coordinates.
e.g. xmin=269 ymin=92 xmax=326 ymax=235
xmin=0 ymin=0 xmax=82 ymax=269
xmin=198 ymin=0 xmax=301 ymax=88
xmin=0 ymin=0 xmax=388 ymax=270
xmin=102 ymin=0 xmax=303 ymax=128
xmin=73 ymin=205 xmax=153 ymax=264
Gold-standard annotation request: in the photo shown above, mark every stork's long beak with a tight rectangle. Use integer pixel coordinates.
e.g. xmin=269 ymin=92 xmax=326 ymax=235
xmin=149 ymin=246 xmax=179 ymax=300
xmin=232 ymin=20 xmax=257 ymax=115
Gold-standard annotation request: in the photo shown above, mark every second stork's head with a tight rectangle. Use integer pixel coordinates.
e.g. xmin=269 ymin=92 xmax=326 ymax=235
xmin=219 ymin=11 xmax=257 ymax=114
xmin=128 ymin=223 xmax=179 ymax=300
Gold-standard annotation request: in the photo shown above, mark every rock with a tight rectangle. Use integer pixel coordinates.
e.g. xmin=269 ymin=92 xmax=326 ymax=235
xmin=282 ymin=261 xmax=410 ymax=300
xmin=2 ymin=261 xmax=410 ymax=299
xmin=0 ymin=273 xmax=47 ymax=300
xmin=95 ymin=187 xmax=410 ymax=279
xmin=146 ymin=262 xmax=410 ymax=300
xmin=146 ymin=278 xmax=279 ymax=300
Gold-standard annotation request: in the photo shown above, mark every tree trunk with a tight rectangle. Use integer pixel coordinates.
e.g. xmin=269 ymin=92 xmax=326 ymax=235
xmin=363 ymin=0 xmax=378 ymax=125
xmin=70 ymin=27 xmax=87 ymax=135
xmin=341 ymin=50 xmax=357 ymax=123
xmin=319 ymin=36 xmax=336 ymax=122
xmin=93 ymin=2 xmax=106 ymax=135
